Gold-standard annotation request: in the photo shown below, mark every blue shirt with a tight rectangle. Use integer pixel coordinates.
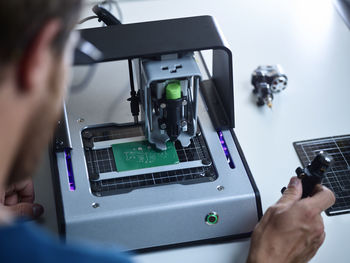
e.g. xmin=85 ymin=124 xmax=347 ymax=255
xmin=0 ymin=221 xmax=133 ymax=263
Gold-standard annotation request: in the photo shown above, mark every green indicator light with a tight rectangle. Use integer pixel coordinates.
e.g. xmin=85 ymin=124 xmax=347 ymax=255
xmin=205 ymin=212 xmax=219 ymax=225
xmin=166 ymin=81 xmax=181 ymax=100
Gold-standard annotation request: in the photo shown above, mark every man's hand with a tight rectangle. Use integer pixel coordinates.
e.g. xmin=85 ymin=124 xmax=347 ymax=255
xmin=0 ymin=179 xmax=44 ymax=222
xmin=247 ymin=177 xmax=335 ymax=263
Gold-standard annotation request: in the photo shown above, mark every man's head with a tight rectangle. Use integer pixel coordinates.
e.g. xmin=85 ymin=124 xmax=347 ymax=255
xmin=0 ymin=0 xmax=82 ymax=185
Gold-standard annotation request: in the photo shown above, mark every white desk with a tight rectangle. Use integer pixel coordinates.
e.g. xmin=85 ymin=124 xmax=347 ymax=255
xmin=34 ymin=0 xmax=350 ymax=262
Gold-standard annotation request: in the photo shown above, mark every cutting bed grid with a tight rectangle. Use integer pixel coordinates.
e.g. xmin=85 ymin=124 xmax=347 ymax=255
xmin=294 ymin=135 xmax=350 ymax=216
xmin=83 ymin=125 xmax=217 ymax=196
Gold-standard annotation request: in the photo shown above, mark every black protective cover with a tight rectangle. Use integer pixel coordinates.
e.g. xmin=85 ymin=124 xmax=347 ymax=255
xmin=75 ymin=15 xmax=235 ymax=130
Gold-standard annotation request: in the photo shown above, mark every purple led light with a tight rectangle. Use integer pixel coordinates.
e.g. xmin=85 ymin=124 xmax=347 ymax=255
xmin=218 ymin=131 xmax=235 ymax=169
xmin=65 ymin=150 xmax=76 ymax=191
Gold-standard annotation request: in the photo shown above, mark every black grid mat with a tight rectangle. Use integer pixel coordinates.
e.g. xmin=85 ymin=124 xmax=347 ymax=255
xmin=294 ymin=135 xmax=350 ymax=216
xmin=82 ymin=125 xmax=217 ymax=196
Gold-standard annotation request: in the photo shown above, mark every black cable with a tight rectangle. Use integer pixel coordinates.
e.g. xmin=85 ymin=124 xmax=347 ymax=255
xmin=78 ymin=15 xmax=99 ymax=25
xmin=128 ymin=60 xmax=135 ymax=93
xmin=127 ymin=59 xmax=139 ymax=123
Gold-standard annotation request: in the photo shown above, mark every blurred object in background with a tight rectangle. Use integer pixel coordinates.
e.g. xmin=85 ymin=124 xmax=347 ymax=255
xmin=334 ymin=0 xmax=350 ymax=29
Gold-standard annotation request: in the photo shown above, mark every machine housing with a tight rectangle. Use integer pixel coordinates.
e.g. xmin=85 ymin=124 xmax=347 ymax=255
xmin=50 ymin=16 xmax=262 ymax=251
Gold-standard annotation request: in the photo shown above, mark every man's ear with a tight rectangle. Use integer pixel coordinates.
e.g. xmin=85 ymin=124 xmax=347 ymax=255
xmin=18 ymin=20 xmax=62 ymax=92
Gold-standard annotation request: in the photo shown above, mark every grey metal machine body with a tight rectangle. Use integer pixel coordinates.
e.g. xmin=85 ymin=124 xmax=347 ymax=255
xmin=50 ymin=16 xmax=262 ymax=251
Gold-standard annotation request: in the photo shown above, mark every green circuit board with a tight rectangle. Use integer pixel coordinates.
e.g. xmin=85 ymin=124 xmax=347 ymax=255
xmin=112 ymin=140 xmax=179 ymax=172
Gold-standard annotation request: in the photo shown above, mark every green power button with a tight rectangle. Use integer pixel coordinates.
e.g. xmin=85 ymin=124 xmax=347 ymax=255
xmin=205 ymin=212 xmax=219 ymax=225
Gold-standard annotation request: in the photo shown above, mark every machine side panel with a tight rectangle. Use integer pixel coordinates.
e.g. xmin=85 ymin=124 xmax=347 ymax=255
xmin=49 ymin=146 xmax=67 ymax=237
xmin=65 ymin=190 xmax=257 ymax=250
xmin=230 ymin=130 xmax=263 ymax=220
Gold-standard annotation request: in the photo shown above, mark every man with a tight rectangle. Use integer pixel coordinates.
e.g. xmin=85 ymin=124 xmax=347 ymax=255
xmin=0 ymin=1 xmax=335 ymax=262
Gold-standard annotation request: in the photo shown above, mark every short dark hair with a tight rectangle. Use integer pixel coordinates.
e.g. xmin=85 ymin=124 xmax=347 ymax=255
xmin=0 ymin=0 xmax=83 ymax=66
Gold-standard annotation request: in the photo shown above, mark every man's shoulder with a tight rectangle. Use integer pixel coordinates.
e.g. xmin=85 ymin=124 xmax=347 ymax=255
xmin=0 ymin=221 xmax=133 ymax=263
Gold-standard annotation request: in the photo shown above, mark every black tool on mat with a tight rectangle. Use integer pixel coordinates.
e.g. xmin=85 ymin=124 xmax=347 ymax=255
xmin=293 ymin=135 xmax=350 ymax=216
xmin=281 ymin=151 xmax=334 ymax=198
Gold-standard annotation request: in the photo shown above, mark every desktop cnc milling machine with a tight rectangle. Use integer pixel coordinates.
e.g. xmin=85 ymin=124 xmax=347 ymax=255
xmin=50 ymin=16 xmax=262 ymax=250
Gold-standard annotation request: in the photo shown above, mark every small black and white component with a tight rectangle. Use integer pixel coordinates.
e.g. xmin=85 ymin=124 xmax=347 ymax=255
xmin=251 ymin=65 xmax=288 ymax=108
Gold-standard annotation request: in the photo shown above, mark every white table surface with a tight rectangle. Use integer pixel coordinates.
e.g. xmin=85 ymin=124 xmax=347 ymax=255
xmin=34 ymin=0 xmax=350 ymax=262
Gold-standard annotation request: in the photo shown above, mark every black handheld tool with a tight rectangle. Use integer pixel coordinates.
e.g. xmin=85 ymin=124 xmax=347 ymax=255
xmin=92 ymin=4 xmax=122 ymax=26
xmin=281 ymin=151 xmax=334 ymax=198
